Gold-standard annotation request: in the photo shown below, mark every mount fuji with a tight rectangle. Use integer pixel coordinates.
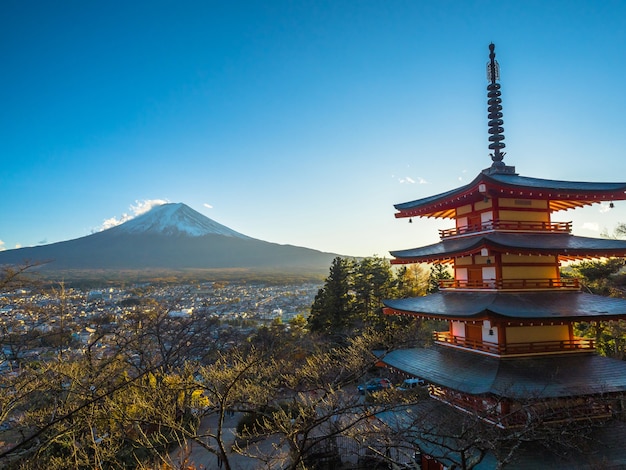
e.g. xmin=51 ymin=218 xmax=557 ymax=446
xmin=110 ymin=203 xmax=251 ymax=238
xmin=0 ymin=203 xmax=340 ymax=272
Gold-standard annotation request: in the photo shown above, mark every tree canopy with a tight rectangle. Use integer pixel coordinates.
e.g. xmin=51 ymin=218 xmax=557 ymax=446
xmin=307 ymin=256 xmax=432 ymax=341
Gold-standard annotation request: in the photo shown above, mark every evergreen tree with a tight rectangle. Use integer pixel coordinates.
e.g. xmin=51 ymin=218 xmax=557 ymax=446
xmin=353 ymin=257 xmax=397 ymax=329
xmin=569 ymin=257 xmax=626 ymax=358
xmin=308 ymin=257 xmax=356 ymax=337
xmin=310 ymin=257 xmax=436 ymax=338
xmin=569 ymin=258 xmax=624 ymax=296
xmin=428 ymin=262 xmax=453 ymax=293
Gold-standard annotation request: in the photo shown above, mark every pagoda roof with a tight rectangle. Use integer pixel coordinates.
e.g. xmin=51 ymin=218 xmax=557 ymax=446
xmin=382 ymin=291 xmax=626 ymax=321
xmin=394 ymin=171 xmax=626 ymax=219
xmin=378 ymin=347 xmax=626 ymax=398
xmin=390 ymin=232 xmax=626 ymax=263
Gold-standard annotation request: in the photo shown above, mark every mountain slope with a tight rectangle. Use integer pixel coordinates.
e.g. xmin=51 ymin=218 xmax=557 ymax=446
xmin=110 ymin=203 xmax=250 ymax=238
xmin=0 ymin=203 xmax=340 ymax=271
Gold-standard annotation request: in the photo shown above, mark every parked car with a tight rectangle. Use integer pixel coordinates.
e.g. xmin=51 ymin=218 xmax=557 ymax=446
xmin=358 ymin=378 xmax=393 ymax=394
xmin=397 ymin=378 xmax=427 ymax=391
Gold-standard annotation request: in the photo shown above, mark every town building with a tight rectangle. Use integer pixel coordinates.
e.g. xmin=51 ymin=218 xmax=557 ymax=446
xmin=380 ymin=44 xmax=626 ymax=468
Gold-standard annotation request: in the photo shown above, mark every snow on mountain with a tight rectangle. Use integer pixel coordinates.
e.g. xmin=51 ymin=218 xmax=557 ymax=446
xmin=0 ymin=202 xmax=340 ymax=272
xmin=110 ymin=203 xmax=250 ymax=238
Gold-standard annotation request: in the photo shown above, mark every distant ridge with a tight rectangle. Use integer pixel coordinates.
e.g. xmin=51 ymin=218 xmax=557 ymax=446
xmin=0 ymin=203 xmax=340 ymax=272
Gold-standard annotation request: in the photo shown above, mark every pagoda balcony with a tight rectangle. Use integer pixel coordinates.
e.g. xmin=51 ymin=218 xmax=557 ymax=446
xmin=438 ymin=277 xmax=580 ymax=291
xmin=439 ymin=220 xmax=572 ymax=239
xmin=433 ymin=331 xmax=595 ymax=356
xmin=429 ymin=385 xmax=612 ymax=428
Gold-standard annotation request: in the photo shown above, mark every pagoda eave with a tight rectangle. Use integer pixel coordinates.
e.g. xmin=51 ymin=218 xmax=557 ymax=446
xmin=389 ymin=233 xmax=626 ymax=264
xmin=383 ymin=291 xmax=626 ymax=321
xmin=378 ymin=347 xmax=626 ymax=398
xmin=383 ymin=306 xmax=626 ymax=324
xmin=390 ymin=257 xmax=454 ymax=265
xmin=390 ymin=250 xmax=626 ymax=265
xmin=394 ymin=172 xmax=626 ymax=219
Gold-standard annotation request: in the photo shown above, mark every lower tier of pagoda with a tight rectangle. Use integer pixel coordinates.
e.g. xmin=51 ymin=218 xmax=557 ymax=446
xmin=378 ymin=347 xmax=626 ymax=429
xmin=383 ymin=290 xmax=626 ymax=358
xmin=428 ymin=383 xmax=617 ymax=429
xmin=376 ymin=398 xmax=626 ymax=468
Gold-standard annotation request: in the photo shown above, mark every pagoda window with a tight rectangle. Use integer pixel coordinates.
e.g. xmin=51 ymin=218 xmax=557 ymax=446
xmin=455 ymin=267 xmax=468 ymax=286
xmin=480 ymin=210 xmax=494 ymax=228
xmin=482 ymin=320 xmax=498 ymax=341
xmin=482 ymin=266 xmax=496 ymax=287
xmin=451 ymin=321 xmax=465 ymax=338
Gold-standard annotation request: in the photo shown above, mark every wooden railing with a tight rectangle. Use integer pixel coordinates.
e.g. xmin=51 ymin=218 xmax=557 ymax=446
xmin=438 ymin=278 xmax=580 ymax=290
xmin=439 ymin=220 xmax=572 ymax=239
xmin=429 ymin=385 xmax=612 ymax=428
xmin=433 ymin=332 xmax=500 ymax=354
xmin=433 ymin=331 xmax=595 ymax=356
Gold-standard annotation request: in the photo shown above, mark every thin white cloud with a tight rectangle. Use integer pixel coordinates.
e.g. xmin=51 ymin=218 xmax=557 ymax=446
xmin=0 ymin=240 xmax=19 ymax=251
xmin=100 ymin=215 xmax=132 ymax=231
xmin=130 ymin=199 xmax=168 ymax=216
xmin=599 ymin=202 xmax=612 ymax=214
xmin=581 ymin=222 xmax=600 ymax=232
xmin=394 ymin=175 xmax=427 ymax=184
xmin=203 ymin=203 xmax=213 ymax=209
xmin=98 ymin=199 xmax=169 ymax=231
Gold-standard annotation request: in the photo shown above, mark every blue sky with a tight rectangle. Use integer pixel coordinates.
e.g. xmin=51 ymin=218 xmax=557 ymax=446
xmin=3 ymin=0 xmax=626 ymax=258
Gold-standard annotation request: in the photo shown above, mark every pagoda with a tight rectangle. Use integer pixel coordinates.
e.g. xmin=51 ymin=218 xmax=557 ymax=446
xmin=379 ymin=44 xmax=626 ymax=468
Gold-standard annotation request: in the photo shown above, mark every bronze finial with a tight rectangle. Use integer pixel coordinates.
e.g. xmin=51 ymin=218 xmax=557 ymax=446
xmin=487 ymin=43 xmax=506 ymax=170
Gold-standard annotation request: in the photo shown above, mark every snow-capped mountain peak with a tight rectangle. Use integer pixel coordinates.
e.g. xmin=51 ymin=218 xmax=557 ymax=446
xmin=110 ymin=203 xmax=250 ymax=238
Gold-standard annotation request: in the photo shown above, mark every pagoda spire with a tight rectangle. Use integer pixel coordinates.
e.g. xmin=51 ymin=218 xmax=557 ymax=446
xmin=486 ymin=43 xmax=509 ymax=173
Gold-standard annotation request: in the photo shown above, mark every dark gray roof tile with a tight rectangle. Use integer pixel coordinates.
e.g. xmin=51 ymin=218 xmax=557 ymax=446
xmin=379 ymin=347 xmax=626 ymax=398
xmin=390 ymin=233 xmax=626 ymax=259
xmin=383 ymin=291 xmax=626 ymax=320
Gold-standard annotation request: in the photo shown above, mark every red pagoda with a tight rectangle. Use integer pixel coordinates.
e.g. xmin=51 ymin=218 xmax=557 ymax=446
xmin=379 ymin=44 xmax=626 ymax=468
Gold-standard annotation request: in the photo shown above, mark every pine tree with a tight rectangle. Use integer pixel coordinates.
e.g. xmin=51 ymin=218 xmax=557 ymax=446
xmin=428 ymin=262 xmax=452 ymax=293
xmin=308 ymin=257 xmax=356 ymax=337
xmin=353 ymin=257 xmax=397 ymax=329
